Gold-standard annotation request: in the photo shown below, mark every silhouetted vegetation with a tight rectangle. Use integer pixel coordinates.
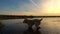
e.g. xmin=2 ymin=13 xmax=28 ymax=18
xmin=0 ymin=15 xmax=60 ymax=20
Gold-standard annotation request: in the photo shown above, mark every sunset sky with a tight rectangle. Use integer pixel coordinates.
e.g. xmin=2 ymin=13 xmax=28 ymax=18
xmin=0 ymin=0 xmax=60 ymax=16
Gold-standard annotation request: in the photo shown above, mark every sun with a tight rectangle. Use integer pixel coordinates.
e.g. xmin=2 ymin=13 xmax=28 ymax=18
xmin=43 ymin=0 xmax=60 ymax=14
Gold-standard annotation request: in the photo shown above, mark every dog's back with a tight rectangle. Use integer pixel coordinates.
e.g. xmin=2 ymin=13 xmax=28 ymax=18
xmin=23 ymin=19 xmax=34 ymax=28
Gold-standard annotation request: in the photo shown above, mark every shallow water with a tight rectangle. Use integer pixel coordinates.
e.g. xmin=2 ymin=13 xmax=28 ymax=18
xmin=1 ymin=18 xmax=60 ymax=34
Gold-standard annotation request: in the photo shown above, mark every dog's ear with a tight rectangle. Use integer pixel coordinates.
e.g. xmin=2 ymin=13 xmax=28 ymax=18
xmin=39 ymin=18 xmax=43 ymax=21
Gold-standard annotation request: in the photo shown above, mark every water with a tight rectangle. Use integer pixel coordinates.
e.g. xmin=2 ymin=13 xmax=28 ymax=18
xmin=0 ymin=18 xmax=60 ymax=34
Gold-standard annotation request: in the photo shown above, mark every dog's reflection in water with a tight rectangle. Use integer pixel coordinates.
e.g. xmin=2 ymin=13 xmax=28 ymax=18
xmin=23 ymin=18 xmax=43 ymax=34
xmin=24 ymin=26 xmax=41 ymax=34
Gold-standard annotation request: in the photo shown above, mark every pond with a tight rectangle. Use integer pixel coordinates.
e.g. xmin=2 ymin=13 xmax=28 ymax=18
xmin=0 ymin=18 xmax=60 ymax=34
